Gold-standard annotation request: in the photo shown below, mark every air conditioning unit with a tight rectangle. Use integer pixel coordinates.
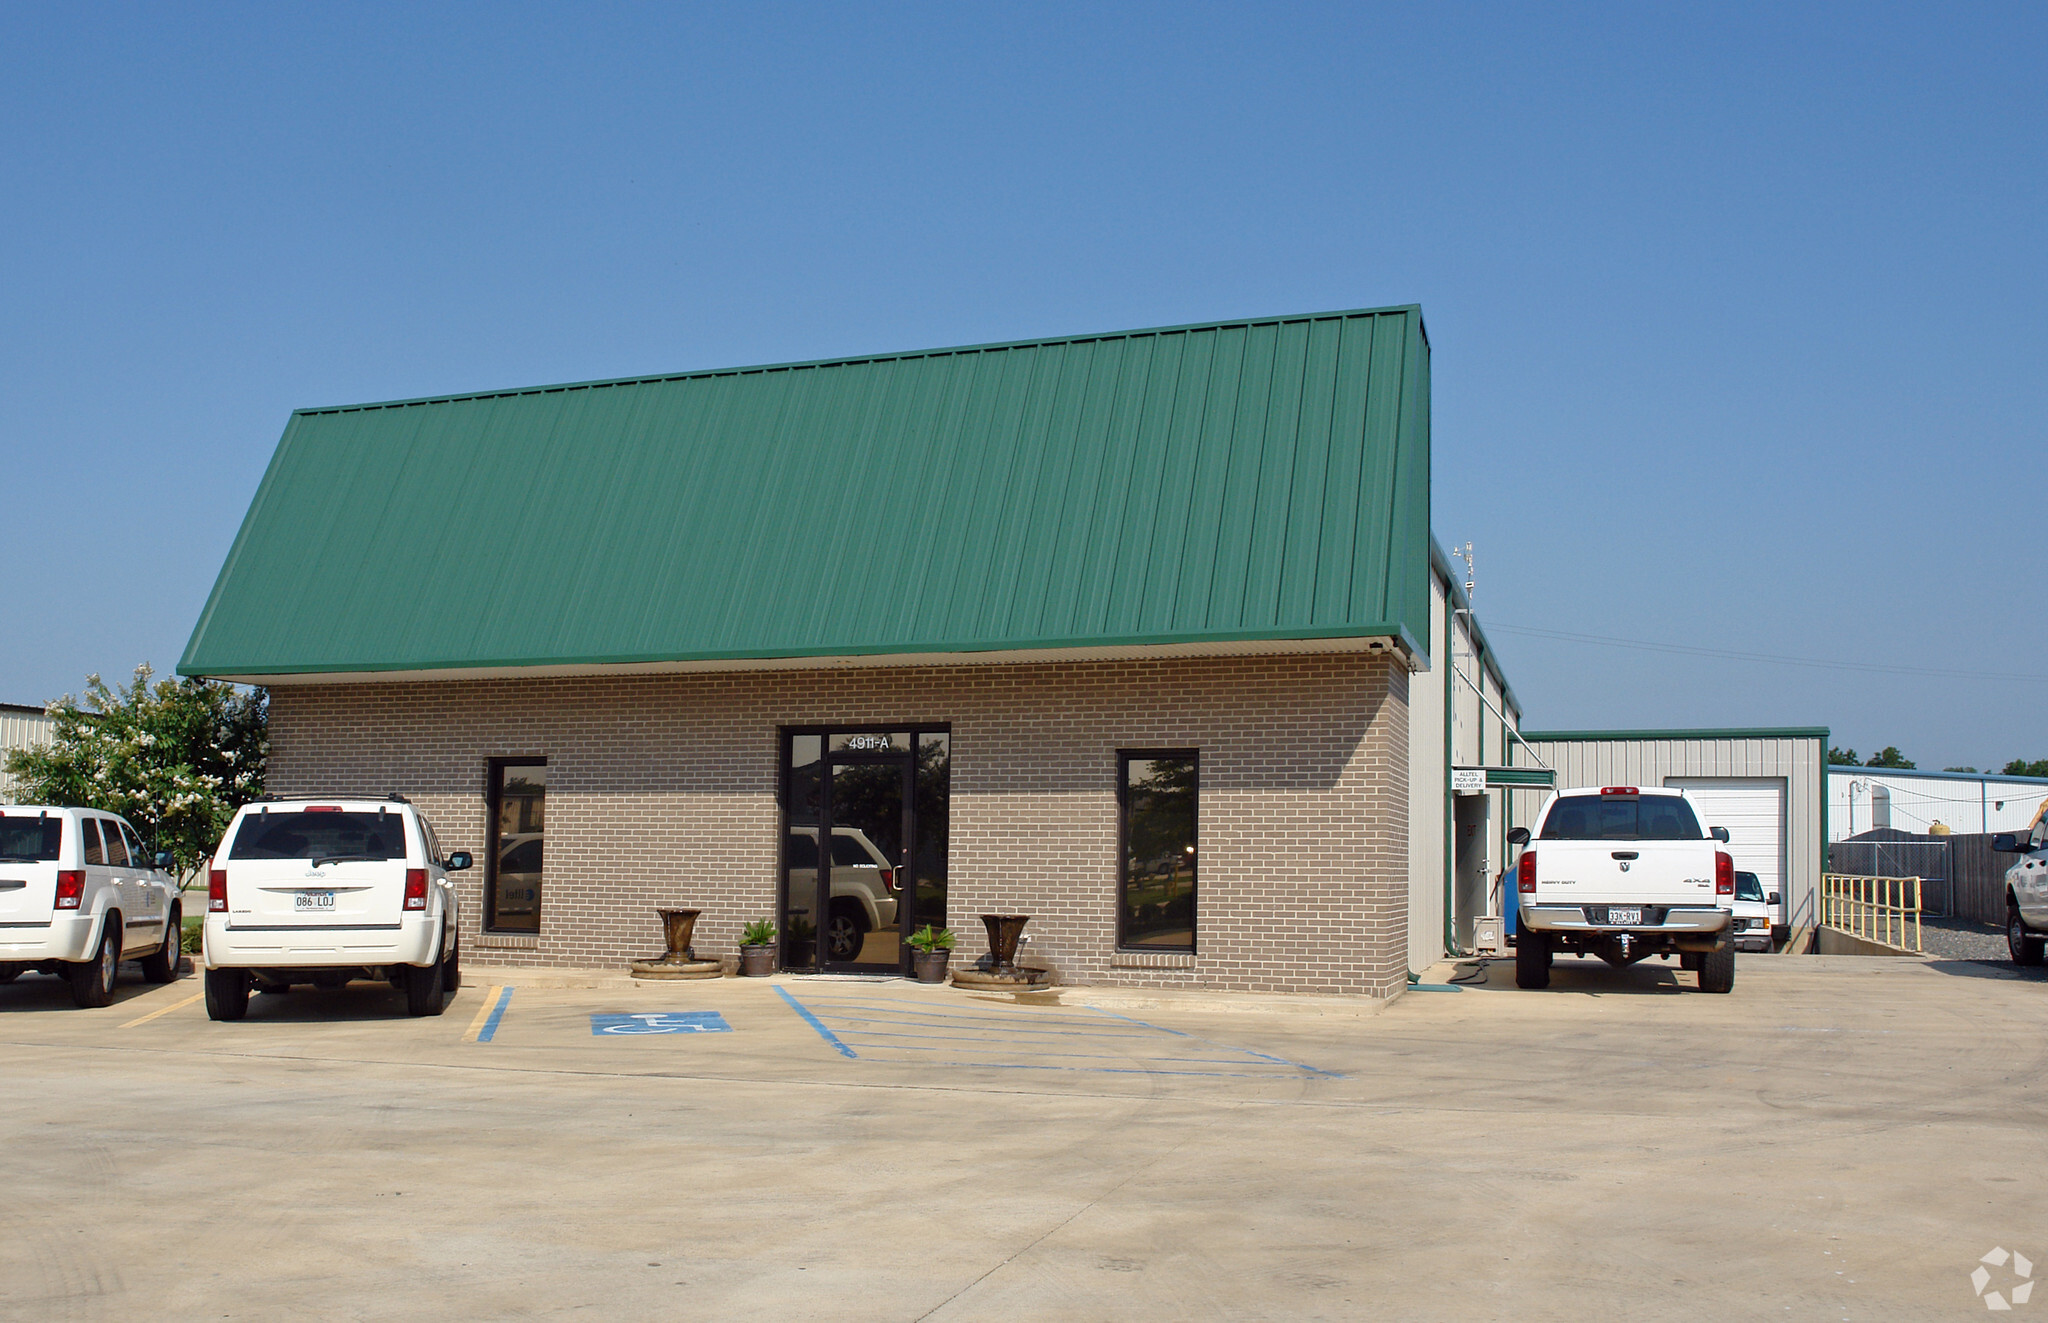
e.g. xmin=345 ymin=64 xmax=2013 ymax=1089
xmin=1472 ymin=915 xmax=1503 ymax=955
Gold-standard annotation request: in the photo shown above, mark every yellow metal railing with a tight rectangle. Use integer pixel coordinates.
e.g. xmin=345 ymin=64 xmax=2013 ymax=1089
xmin=1819 ymin=873 xmax=1923 ymax=953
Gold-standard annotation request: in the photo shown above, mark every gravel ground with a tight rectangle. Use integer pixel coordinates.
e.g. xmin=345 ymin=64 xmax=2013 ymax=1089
xmin=1918 ymin=914 xmax=2011 ymax=962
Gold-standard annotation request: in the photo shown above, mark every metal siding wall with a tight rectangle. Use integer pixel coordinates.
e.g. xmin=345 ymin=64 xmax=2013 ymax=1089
xmin=0 ymin=710 xmax=54 ymax=800
xmin=1521 ymin=734 xmax=1825 ymax=930
xmin=1407 ymin=570 xmax=1449 ymax=973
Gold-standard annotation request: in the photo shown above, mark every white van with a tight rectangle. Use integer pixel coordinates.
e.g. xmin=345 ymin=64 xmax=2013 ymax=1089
xmin=1731 ymin=871 xmax=1779 ymax=953
xmin=0 ymin=805 xmax=183 ymax=1006
xmin=202 ymin=796 xmax=467 ymax=1020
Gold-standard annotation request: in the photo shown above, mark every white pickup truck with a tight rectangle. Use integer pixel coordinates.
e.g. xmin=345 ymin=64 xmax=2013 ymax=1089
xmin=1510 ymin=786 xmax=1737 ymax=992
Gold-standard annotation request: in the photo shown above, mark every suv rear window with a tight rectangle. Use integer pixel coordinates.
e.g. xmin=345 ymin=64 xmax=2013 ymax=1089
xmin=1540 ymin=795 xmax=1703 ymax=841
xmin=0 ymin=817 xmax=63 ymax=862
xmin=830 ymin=836 xmax=879 ymax=866
xmin=230 ymin=811 xmax=411 ymax=862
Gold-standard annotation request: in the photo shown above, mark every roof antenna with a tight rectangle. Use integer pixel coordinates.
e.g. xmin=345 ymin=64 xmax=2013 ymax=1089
xmin=1454 ymin=541 xmax=1474 ymax=601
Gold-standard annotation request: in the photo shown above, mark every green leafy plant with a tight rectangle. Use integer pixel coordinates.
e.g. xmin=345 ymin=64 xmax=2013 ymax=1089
xmin=907 ymin=925 xmax=955 ymax=951
xmin=182 ymin=916 xmax=204 ymax=955
xmin=5 ymin=665 xmax=267 ymax=874
xmin=740 ymin=918 xmax=776 ymax=947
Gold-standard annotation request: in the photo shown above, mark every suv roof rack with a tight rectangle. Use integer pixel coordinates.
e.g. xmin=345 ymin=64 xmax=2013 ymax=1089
xmin=249 ymin=793 xmax=412 ymax=805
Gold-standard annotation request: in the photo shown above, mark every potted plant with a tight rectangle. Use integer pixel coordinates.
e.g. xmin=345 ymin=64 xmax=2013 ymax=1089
xmin=739 ymin=919 xmax=777 ymax=976
xmin=907 ymin=924 xmax=955 ymax=983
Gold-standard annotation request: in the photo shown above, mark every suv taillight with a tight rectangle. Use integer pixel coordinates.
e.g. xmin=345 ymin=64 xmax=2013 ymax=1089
xmin=404 ymin=868 xmax=428 ymax=911
xmin=1715 ymin=851 xmax=1734 ymax=896
xmin=209 ymin=867 xmax=227 ymax=913
xmin=879 ymin=866 xmax=896 ymax=892
xmin=55 ymin=870 xmax=85 ymax=909
xmin=1518 ymin=852 xmax=1537 ymax=894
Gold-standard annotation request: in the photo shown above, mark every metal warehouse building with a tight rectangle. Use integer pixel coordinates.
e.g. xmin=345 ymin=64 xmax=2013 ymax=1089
xmin=182 ymin=307 xmax=1538 ymax=996
xmin=0 ymin=702 xmax=55 ymax=801
xmin=1509 ymin=728 xmax=1829 ymax=931
xmin=1827 ymin=766 xmax=2048 ymax=839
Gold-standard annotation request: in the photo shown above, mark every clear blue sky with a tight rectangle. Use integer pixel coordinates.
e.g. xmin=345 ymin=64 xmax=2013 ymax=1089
xmin=3 ymin=3 xmax=2042 ymax=769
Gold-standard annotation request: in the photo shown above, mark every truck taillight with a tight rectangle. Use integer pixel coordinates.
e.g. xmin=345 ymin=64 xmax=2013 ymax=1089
xmin=404 ymin=868 xmax=428 ymax=911
xmin=1518 ymin=852 xmax=1537 ymax=894
xmin=209 ymin=867 xmax=227 ymax=912
xmin=1715 ymin=851 xmax=1734 ymax=896
xmin=55 ymin=870 xmax=85 ymax=909
xmin=879 ymin=866 xmax=896 ymax=892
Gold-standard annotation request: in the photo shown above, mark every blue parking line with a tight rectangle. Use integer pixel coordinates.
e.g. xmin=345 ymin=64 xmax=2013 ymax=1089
xmin=885 ymin=1059 xmax=1274 ymax=1078
xmin=822 ymin=1014 xmax=1151 ymax=1040
xmin=790 ymin=1007 xmax=1138 ymax=1036
xmin=780 ymin=989 xmax=1342 ymax=1078
xmin=774 ymin=986 xmax=857 ymax=1059
xmin=476 ymin=986 xmax=514 ymax=1043
xmin=1083 ymin=1005 xmax=1344 ymax=1078
xmin=836 ymin=1037 xmax=1292 ymax=1066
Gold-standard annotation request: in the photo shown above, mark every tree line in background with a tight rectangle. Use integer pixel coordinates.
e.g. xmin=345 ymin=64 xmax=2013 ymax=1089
xmin=4 ymin=665 xmax=267 ymax=872
xmin=1827 ymin=746 xmax=2048 ymax=778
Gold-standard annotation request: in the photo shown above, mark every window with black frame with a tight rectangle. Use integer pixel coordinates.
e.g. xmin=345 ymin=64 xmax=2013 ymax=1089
xmin=1119 ymin=751 xmax=1197 ymax=951
xmin=487 ymin=758 xmax=546 ymax=933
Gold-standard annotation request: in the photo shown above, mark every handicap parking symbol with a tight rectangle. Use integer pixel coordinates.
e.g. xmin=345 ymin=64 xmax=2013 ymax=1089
xmin=591 ymin=1011 xmax=732 ymax=1035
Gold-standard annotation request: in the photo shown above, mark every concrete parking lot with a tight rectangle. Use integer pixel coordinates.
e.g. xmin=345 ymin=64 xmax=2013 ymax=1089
xmin=3 ymin=952 xmax=2042 ymax=1321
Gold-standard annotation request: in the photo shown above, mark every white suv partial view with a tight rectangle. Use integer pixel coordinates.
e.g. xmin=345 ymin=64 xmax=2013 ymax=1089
xmin=202 ymin=796 xmax=469 ymax=1020
xmin=0 ymin=805 xmax=183 ymax=1006
xmin=785 ymin=826 xmax=901 ymax=962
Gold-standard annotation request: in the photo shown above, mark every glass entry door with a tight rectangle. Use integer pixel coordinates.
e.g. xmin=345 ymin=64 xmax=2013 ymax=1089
xmin=782 ymin=728 xmax=948 ymax=975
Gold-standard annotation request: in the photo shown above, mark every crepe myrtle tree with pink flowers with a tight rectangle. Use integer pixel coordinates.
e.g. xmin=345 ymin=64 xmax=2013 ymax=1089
xmin=5 ymin=664 xmax=267 ymax=873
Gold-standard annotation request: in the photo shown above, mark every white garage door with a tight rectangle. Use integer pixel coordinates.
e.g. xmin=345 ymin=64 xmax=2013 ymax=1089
xmin=1666 ymin=777 xmax=1787 ymax=899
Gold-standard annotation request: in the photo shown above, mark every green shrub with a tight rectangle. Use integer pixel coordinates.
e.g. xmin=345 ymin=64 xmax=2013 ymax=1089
xmin=740 ymin=918 xmax=776 ymax=947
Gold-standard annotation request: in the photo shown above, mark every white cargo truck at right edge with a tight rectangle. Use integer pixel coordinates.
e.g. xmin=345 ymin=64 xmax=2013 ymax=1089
xmin=1509 ymin=785 xmax=1738 ymax=992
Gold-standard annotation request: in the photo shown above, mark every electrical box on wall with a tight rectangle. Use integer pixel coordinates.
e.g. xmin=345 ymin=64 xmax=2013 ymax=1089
xmin=1472 ymin=915 xmax=1503 ymax=954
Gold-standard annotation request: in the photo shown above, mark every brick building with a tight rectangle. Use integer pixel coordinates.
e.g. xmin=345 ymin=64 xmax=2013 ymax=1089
xmin=181 ymin=308 xmax=1525 ymax=996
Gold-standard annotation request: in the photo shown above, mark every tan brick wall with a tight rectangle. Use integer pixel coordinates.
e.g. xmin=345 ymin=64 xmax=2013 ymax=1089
xmin=267 ymin=653 xmax=1412 ymax=996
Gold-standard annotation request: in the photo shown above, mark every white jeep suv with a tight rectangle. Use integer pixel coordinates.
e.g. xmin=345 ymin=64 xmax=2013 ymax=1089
xmin=785 ymin=826 xmax=900 ymax=962
xmin=202 ymin=796 xmax=469 ymax=1020
xmin=0 ymin=805 xmax=183 ymax=1006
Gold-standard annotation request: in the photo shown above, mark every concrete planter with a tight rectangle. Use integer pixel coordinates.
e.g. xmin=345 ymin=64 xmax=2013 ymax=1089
xmin=912 ymin=949 xmax=951 ymax=983
xmin=739 ymin=945 xmax=776 ymax=977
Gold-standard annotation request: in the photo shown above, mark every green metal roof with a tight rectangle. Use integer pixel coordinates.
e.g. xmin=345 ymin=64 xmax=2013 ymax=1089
xmin=181 ymin=307 xmax=1432 ymax=680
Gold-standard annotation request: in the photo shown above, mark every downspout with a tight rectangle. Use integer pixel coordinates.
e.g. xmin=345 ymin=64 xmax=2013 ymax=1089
xmin=1443 ymin=592 xmax=1456 ymax=958
xmin=1816 ymin=731 xmax=1830 ymax=930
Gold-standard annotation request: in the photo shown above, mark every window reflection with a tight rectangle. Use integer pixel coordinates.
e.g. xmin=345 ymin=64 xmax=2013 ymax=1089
xmin=782 ymin=737 xmax=823 ymax=968
xmin=488 ymin=760 xmax=545 ymax=933
xmin=915 ymin=733 xmax=949 ymax=930
xmin=1119 ymin=753 xmax=1197 ymax=951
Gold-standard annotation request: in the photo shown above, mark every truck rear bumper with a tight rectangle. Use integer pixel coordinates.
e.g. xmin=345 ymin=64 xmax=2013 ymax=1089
xmin=1519 ymin=905 xmax=1731 ymax=936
